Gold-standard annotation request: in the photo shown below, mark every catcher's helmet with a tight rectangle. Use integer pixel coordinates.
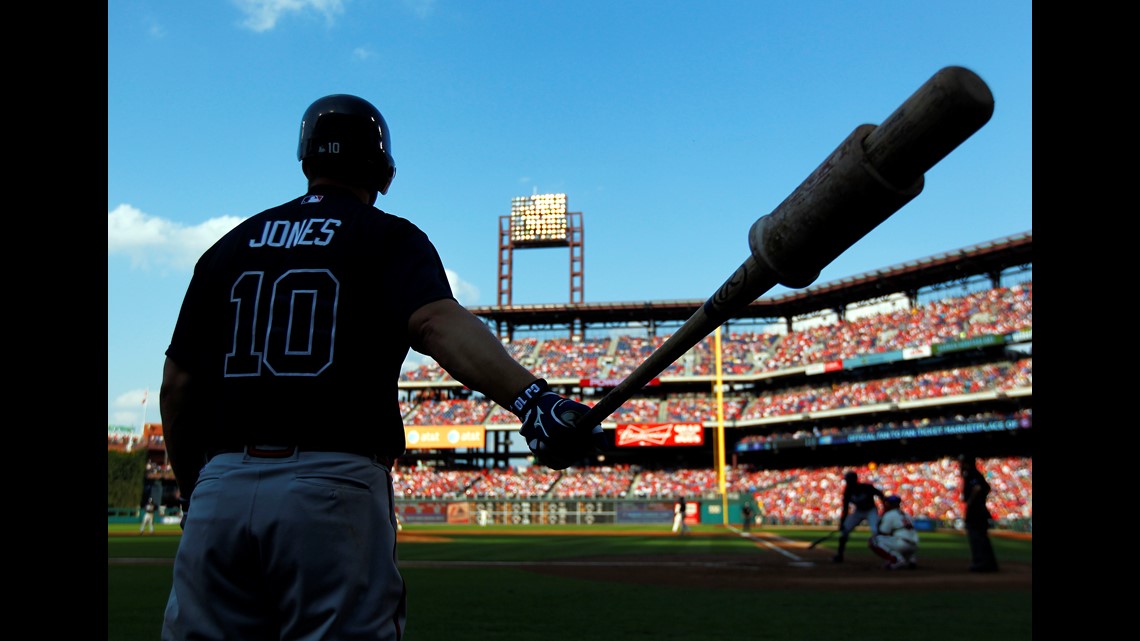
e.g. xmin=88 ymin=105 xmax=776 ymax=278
xmin=298 ymin=94 xmax=396 ymax=195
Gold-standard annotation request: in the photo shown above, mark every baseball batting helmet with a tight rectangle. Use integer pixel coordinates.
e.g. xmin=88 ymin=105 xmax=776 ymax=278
xmin=298 ymin=94 xmax=396 ymax=195
xmin=844 ymin=471 xmax=858 ymax=482
xmin=885 ymin=495 xmax=902 ymax=506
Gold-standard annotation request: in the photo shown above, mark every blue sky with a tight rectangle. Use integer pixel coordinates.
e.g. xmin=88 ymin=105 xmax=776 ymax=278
xmin=108 ymin=1 xmax=1032 ymax=429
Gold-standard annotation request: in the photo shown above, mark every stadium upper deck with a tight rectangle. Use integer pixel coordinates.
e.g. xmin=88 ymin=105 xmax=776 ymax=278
xmin=463 ymin=231 xmax=1030 ymax=336
xmin=396 ymin=232 xmax=1031 ymax=470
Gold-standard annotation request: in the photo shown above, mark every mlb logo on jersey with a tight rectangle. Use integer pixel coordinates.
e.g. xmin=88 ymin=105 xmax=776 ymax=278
xmin=301 ymin=195 xmax=324 ymax=204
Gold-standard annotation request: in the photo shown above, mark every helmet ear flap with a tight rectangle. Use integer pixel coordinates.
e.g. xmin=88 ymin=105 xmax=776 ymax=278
xmin=377 ymin=164 xmax=395 ymax=195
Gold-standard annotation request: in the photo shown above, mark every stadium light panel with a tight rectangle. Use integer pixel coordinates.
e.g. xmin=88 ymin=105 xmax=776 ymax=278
xmin=510 ymin=193 xmax=570 ymax=247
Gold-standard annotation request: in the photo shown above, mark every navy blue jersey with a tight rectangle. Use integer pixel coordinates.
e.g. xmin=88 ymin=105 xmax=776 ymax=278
xmin=843 ymin=481 xmax=885 ymax=512
xmin=166 ymin=186 xmax=454 ymax=458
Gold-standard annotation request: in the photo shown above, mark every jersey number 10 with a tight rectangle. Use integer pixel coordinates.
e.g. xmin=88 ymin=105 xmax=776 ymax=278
xmin=224 ymin=269 xmax=340 ymax=377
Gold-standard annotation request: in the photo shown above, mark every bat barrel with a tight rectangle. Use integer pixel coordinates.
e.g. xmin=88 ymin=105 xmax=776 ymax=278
xmin=578 ymin=66 xmax=994 ymax=429
xmin=749 ymin=66 xmax=994 ymax=288
xmin=864 ymin=66 xmax=995 ymax=188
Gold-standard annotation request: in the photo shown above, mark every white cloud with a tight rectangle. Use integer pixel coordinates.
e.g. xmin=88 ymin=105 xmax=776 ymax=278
xmin=109 ymin=205 xmax=487 ymax=304
xmin=233 ymin=0 xmax=345 ymax=33
xmin=115 ymin=388 xmax=151 ymax=408
xmin=109 ymin=388 xmax=154 ymax=428
xmin=145 ymin=17 xmax=166 ymax=39
xmin=352 ymin=47 xmax=374 ymax=60
xmin=445 ymin=268 xmax=480 ymax=305
xmin=108 ymin=204 xmax=245 ymax=272
xmin=400 ymin=0 xmax=436 ymax=19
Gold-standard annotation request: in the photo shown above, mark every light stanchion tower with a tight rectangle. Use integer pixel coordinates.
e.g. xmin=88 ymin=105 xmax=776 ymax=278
xmin=497 ymin=193 xmax=585 ymax=338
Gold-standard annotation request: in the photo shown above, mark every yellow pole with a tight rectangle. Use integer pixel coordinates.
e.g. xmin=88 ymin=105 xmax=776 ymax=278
xmin=715 ymin=327 xmax=727 ymax=525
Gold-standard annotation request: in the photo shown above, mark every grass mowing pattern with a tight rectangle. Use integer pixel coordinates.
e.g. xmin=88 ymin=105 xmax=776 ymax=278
xmin=403 ymin=568 xmax=1029 ymax=641
xmin=108 ymin=526 xmax=1030 ymax=641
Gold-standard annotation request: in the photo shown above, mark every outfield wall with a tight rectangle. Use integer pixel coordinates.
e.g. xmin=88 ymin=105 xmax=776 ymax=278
xmin=392 ymin=499 xmax=1031 ymax=532
xmin=109 ymin=501 xmax=1030 ymax=531
xmin=397 ymin=498 xmax=773 ymax=527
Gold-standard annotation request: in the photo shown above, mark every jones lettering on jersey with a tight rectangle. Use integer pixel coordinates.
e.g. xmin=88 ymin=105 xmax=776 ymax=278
xmin=249 ymin=219 xmax=342 ymax=248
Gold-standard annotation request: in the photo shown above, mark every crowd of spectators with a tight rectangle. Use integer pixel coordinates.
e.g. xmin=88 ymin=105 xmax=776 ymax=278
xmin=532 ymin=337 xmax=613 ymax=379
xmin=390 ymin=468 xmax=484 ymax=499
xmin=405 ymin=399 xmax=492 ymax=425
xmin=391 ymin=466 xmax=562 ymax=499
xmin=112 ymin=282 xmax=1032 ymax=523
xmin=386 ymin=455 xmax=1031 ymax=526
xmin=394 ymin=357 xmax=1030 ymax=427
xmin=735 ymin=358 xmax=1031 ymax=420
xmin=397 ymin=281 xmax=1031 ymax=383
xmin=740 ymin=457 xmax=1032 ymax=527
xmin=549 ymin=464 xmax=638 ymax=498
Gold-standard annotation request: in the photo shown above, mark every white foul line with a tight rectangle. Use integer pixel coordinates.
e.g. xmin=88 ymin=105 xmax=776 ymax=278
xmin=730 ymin=526 xmax=809 ymax=562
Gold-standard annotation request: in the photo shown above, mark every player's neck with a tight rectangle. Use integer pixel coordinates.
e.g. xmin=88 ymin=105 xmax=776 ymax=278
xmin=308 ymin=178 xmax=377 ymax=206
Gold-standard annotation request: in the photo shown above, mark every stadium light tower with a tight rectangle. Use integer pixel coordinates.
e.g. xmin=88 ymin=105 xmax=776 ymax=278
xmin=498 ymin=192 xmax=585 ymax=309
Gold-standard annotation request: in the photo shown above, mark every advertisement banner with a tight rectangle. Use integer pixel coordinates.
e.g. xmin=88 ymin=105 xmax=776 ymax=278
xmin=806 ymin=361 xmax=843 ymax=375
xmin=933 ymin=334 xmax=1004 ymax=354
xmin=396 ymin=501 xmax=449 ymax=523
xmin=615 ymin=501 xmax=676 ymax=523
xmin=844 ymin=351 xmax=902 ymax=368
xmin=447 ymin=502 xmax=472 ymax=524
xmin=902 ymin=345 xmax=932 ymax=359
xmin=615 ymin=423 xmax=705 ymax=447
xmin=403 ymin=426 xmax=485 ymax=449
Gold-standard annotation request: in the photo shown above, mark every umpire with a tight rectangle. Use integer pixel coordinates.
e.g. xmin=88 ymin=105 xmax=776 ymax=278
xmin=159 ymin=94 xmax=603 ymax=641
xmin=960 ymin=455 xmax=1000 ymax=572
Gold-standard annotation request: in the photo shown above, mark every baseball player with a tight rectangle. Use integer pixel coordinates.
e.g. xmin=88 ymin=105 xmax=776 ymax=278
xmin=159 ymin=93 xmax=604 ymax=641
xmin=673 ymin=495 xmax=690 ymax=535
xmin=139 ymin=497 xmax=155 ymax=534
xmin=868 ymin=495 xmax=919 ymax=569
xmin=831 ymin=470 xmax=886 ymax=563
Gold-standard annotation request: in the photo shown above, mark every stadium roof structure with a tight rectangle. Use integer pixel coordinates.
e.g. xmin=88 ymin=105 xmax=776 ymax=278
xmin=467 ymin=231 xmax=1032 ymax=329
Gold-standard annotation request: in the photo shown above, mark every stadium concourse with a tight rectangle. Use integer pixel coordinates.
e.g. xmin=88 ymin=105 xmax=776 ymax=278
xmin=118 ymin=235 xmax=1031 ymax=529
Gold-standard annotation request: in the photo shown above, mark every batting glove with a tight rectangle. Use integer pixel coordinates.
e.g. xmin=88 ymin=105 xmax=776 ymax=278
xmin=509 ymin=379 xmax=604 ymax=470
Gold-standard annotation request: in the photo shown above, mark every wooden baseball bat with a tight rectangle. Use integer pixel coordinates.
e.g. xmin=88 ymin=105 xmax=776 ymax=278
xmin=807 ymin=530 xmax=840 ymax=549
xmin=578 ymin=66 xmax=994 ymax=428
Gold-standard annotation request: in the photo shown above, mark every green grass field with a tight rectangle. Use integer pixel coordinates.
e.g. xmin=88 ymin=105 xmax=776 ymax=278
xmin=108 ymin=523 xmax=1031 ymax=641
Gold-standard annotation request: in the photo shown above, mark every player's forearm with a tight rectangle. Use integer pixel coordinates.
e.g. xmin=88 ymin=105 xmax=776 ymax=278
xmin=409 ymin=299 xmax=537 ymax=408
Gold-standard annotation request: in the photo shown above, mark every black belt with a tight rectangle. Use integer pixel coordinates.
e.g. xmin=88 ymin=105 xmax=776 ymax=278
xmin=208 ymin=445 xmax=392 ymax=467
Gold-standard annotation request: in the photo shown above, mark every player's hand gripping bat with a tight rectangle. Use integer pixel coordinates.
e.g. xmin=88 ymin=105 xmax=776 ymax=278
xmin=577 ymin=66 xmax=995 ymax=429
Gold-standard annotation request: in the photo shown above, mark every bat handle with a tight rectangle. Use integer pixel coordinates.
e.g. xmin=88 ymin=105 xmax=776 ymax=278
xmin=578 ymin=255 xmax=779 ymax=428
